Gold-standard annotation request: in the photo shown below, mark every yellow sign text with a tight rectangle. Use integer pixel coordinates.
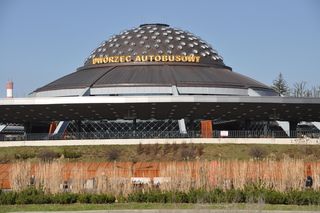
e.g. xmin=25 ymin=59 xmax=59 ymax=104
xmin=92 ymin=55 xmax=201 ymax=65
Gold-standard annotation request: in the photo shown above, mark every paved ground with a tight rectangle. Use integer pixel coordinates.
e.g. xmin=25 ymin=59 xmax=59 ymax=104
xmin=15 ymin=210 xmax=320 ymax=213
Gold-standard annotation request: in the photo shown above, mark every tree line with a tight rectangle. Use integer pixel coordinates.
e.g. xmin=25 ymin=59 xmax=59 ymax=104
xmin=271 ymin=73 xmax=320 ymax=97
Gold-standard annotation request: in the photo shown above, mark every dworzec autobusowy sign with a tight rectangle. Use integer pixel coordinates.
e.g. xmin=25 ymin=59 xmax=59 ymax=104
xmin=92 ymin=55 xmax=201 ymax=64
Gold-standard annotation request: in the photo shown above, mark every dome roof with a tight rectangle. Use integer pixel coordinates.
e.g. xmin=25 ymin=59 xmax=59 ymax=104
xmin=84 ymin=23 xmax=224 ymax=67
xmin=32 ymin=24 xmax=277 ymax=97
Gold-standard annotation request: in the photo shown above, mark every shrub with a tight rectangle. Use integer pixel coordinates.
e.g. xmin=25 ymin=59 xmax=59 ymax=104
xmin=127 ymin=191 xmax=148 ymax=202
xmin=181 ymin=142 xmax=188 ymax=149
xmin=128 ymin=190 xmax=169 ymax=203
xmin=14 ymin=187 xmax=51 ymax=204
xmin=208 ymin=188 xmax=225 ymax=203
xmin=249 ymin=146 xmax=267 ymax=159
xmin=187 ymin=189 xmax=205 ymax=203
xmin=127 ymin=189 xmax=230 ymax=204
xmin=63 ymin=149 xmax=81 ymax=159
xmin=3 ymin=186 xmax=320 ymax=205
xmin=304 ymin=147 xmax=313 ymax=155
xmin=14 ymin=152 xmax=36 ymax=160
xmin=151 ymin=143 xmax=161 ymax=155
xmin=0 ymin=191 xmax=16 ymax=205
xmin=107 ymin=148 xmax=121 ymax=161
xmin=78 ymin=193 xmax=91 ymax=203
xmin=225 ymin=189 xmax=245 ymax=203
xmin=136 ymin=143 xmax=144 ymax=155
xmin=116 ymin=194 xmax=127 ymax=203
xmin=144 ymin=145 xmax=151 ymax=155
xmin=264 ymin=190 xmax=287 ymax=204
xmin=38 ymin=149 xmax=61 ymax=161
xmin=105 ymin=194 xmax=116 ymax=203
xmin=308 ymin=190 xmax=320 ymax=205
xmin=171 ymin=143 xmax=179 ymax=153
xmin=145 ymin=190 xmax=167 ymax=203
xmin=0 ymin=154 xmax=11 ymax=163
xmin=179 ymin=146 xmax=196 ymax=160
xmin=162 ymin=143 xmax=171 ymax=155
xmin=33 ymin=194 xmax=52 ymax=204
xmin=127 ymin=189 xmax=320 ymax=205
xmin=90 ymin=194 xmax=115 ymax=204
xmin=196 ymin=145 xmax=205 ymax=156
xmin=169 ymin=191 xmax=189 ymax=203
xmin=52 ymin=193 xmax=78 ymax=204
xmin=242 ymin=184 xmax=265 ymax=203
xmin=287 ymin=190 xmax=320 ymax=205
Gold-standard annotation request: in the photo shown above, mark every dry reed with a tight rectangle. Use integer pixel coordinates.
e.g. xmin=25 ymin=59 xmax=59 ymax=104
xmin=7 ymin=158 xmax=320 ymax=194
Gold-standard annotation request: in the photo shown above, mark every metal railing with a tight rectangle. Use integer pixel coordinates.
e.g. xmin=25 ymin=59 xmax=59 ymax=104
xmin=1 ymin=130 xmax=320 ymax=141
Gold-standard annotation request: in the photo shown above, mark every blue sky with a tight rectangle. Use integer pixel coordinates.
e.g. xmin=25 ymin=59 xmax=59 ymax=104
xmin=0 ymin=0 xmax=319 ymax=97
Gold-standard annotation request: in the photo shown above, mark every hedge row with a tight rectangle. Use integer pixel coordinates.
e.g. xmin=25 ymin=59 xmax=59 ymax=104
xmin=128 ymin=187 xmax=320 ymax=205
xmin=0 ymin=188 xmax=115 ymax=205
xmin=1 ymin=187 xmax=320 ymax=205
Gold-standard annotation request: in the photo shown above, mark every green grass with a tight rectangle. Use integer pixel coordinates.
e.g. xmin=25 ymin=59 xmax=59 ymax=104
xmin=1 ymin=203 xmax=320 ymax=213
xmin=1 ymin=143 xmax=320 ymax=163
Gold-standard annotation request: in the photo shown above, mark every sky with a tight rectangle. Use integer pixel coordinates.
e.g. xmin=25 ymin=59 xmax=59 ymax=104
xmin=0 ymin=0 xmax=319 ymax=98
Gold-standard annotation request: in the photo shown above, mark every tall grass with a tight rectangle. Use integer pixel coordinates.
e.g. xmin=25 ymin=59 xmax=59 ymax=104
xmin=7 ymin=158 xmax=320 ymax=194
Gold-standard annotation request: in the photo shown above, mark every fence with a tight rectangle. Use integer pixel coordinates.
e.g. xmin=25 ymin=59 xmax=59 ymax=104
xmin=1 ymin=130 xmax=320 ymax=141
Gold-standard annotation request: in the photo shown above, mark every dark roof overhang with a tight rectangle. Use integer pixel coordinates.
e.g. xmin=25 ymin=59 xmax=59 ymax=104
xmin=1 ymin=96 xmax=320 ymax=123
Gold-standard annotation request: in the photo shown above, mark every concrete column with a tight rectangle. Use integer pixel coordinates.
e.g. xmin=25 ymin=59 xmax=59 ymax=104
xmin=132 ymin=119 xmax=136 ymax=137
xmin=178 ymin=119 xmax=187 ymax=134
xmin=172 ymin=85 xmax=187 ymax=134
xmin=0 ymin=125 xmax=6 ymax=133
xmin=312 ymin=122 xmax=320 ymax=130
xmin=53 ymin=121 xmax=69 ymax=134
xmin=276 ymin=121 xmax=289 ymax=137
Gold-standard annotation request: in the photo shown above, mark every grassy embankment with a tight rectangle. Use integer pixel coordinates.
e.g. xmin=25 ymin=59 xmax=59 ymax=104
xmin=0 ymin=143 xmax=320 ymax=162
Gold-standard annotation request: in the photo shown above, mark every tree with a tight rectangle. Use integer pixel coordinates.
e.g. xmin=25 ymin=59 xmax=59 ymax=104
xmin=291 ymin=82 xmax=320 ymax=98
xmin=272 ymin=73 xmax=290 ymax=96
xmin=292 ymin=81 xmax=307 ymax=97
xmin=310 ymin=86 xmax=320 ymax=98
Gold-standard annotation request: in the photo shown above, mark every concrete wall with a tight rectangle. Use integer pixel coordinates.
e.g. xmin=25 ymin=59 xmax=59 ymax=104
xmin=0 ymin=137 xmax=320 ymax=147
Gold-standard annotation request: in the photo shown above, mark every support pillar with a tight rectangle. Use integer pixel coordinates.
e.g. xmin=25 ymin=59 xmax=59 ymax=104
xmin=312 ymin=122 xmax=320 ymax=131
xmin=245 ymin=120 xmax=251 ymax=130
xmin=263 ymin=121 xmax=269 ymax=136
xmin=76 ymin=120 xmax=82 ymax=139
xmin=172 ymin=85 xmax=187 ymax=134
xmin=178 ymin=119 xmax=187 ymax=134
xmin=289 ymin=121 xmax=298 ymax=138
xmin=24 ymin=122 xmax=32 ymax=140
xmin=0 ymin=125 xmax=6 ymax=133
xmin=132 ymin=119 xmax=136 ymax=137
xmin=24 ymin=122 xmax=32 ymax=133
xmin=188 ymin=119 xmax=195 ymax=137
xmin=188 ymin=119 xmax=195 ymax=131
xmin=277 ymin=121 xmax=289 ymax=137
xmin=53 ymin=121 xmax=69 ymax=135
xmin=201 ymin=120 xmax=213 ymax=138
